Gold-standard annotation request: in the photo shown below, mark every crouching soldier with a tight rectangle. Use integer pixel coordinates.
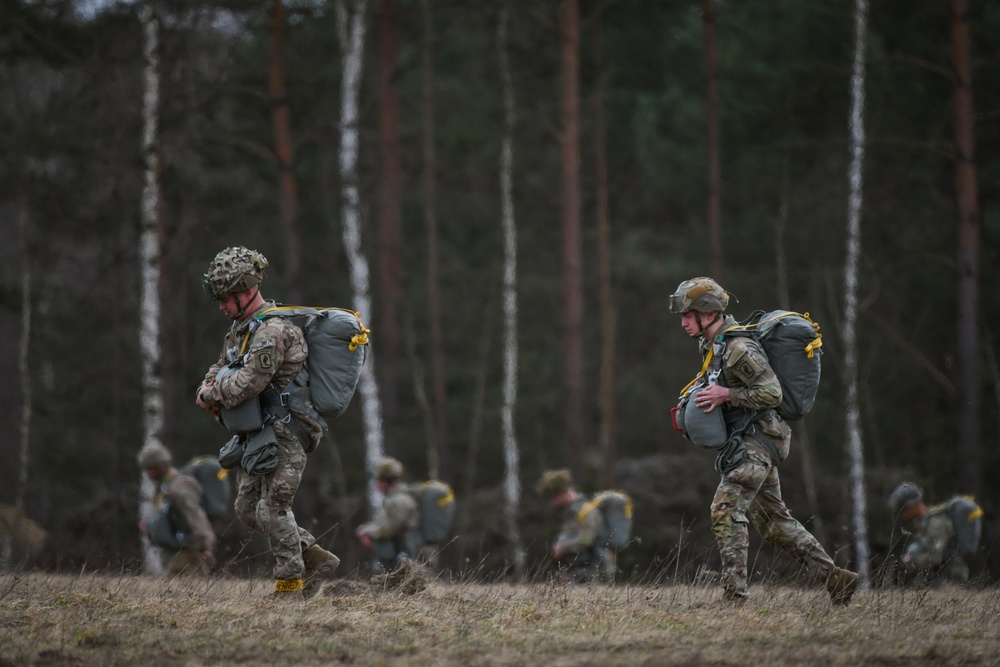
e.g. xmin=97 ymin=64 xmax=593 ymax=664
xmin=536 ymin=469 xmax=633 ymax=583
xmin=139 ymin=443 xmax=220 ymax=575
xmin=356 ymin=457 xmax=422 ymax=574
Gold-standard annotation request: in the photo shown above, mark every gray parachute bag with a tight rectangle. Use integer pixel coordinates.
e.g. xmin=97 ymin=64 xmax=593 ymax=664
xmin=672 ymin=384 xmax=729 ymax=449
xmin=408 ymin=481 xmax=456 ymax=544
xmin=942 ymin=496 xmax=983 ymax=557
xmin=214 ymin=363 xmax=265 ymax=433
xmin=589 ymin=491 xmax=633 ymax=549
xmin=725 ymin=310 xmax=823 ymax=421
xmin=258 ymin=306 xmax=369 ymax=419
xmin=180 ymin=456 xmax=231 ymax=518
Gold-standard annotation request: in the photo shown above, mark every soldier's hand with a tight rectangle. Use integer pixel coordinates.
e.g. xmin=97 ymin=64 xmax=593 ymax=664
xmin=201 ymin=550 xmax=215 ymax=567
xmin=552 ymin=544 xmax=564 ymax=560
xmin=695 ymin=383 xmax=731 ymax=413
xmin=196 ymin=380 xmax=216 ymax=412
xmin=356 ymin=526 xmax=373 ymax=550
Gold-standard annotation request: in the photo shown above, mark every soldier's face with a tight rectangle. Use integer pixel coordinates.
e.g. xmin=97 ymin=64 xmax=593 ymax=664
xmin=217 ymin=290 xmax=252 ymax=320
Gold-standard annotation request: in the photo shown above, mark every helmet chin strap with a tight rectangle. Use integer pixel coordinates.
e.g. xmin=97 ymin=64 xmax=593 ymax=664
xmin=233 ymin=286 xmax=260 ymax=320
xmin=697 ymin=311 xmax=723 ymax=338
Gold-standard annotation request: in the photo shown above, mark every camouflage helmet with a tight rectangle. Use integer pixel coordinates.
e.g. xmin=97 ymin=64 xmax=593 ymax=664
xmin=372 ymin=457 xmax=405 ymax=481
xmin=137 ymin=443 xmax=172 ymax=468
xmin=535 ymin=469 xmax=573 ymax=497
xmin=889 ymin=481 xmax=924 ymax=516
xmin=668 ymin=277 xmax=730 ymax=315
xmin=202 ymin=246 xmax=269 ymax=300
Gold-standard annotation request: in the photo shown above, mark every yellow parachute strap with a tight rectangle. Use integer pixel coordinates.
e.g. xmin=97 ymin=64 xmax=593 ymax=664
xmin=577 ymin=491 xmax=633 ymax=521
xmin=961 ymin=495 xmax=984 ymax=522
xmin=274 ymin=578 xmax=303 ymax=592
xmin=422 ymin=481 xmax=455 ymax=507
xmin=678 ymin=347 xmax=715 ymax=399
xmin=255 ymin=305 xmax=372 ymax=351
xmin=723 ymin=311 xmax=823 ymax=360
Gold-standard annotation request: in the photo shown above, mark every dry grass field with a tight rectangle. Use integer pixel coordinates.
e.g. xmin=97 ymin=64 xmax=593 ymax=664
xmin=1 ymin=572 xmax=999 ymax=666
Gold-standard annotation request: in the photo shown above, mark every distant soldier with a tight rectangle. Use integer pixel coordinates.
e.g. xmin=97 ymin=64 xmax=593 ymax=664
xmin=196 ymin=246 xmax=339 ymax=597
xmin=669 ymin=277 xmax=859 ymax=605
xmin=138 ymin=443 xmax=218 ymax=575
xmin=890 ymin=481 xmax=983 ymax=585
xmin=536 ymin=469 xmax=632 ymax=583
xmin=356 ymin=457 xmax=422 ymax=574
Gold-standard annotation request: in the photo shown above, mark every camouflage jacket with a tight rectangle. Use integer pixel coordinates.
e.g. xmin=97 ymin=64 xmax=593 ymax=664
xmin=201 ymin=300 xmax=323 ymax=446
xmin=360 ymin=485 xmax=420 ymax=540
xmin=157 ymin=468 xmax=215 ymax=553
xmin=555 ymin=495 xmax=604 ymax=555
xmin=700 ymin=314 xmax=792 ymax=461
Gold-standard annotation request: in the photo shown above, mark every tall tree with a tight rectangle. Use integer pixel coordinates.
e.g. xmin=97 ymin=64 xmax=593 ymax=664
xmin=498 ymin=0 xmax=524 ymax=578
xmin=421 ymin=0 xmax=448 ymax=480
xmin=269 ymin=0 xmax=302 ymax=302
xmin=376 ymin=0 xmax=402 ymax=449
xmin=593 ymin=23 xmax=617 ymax=488
xmin=335 ymin=0 xmax=383 ymax=511
xmin=951 ymin=0 xmax=982 ymax=497
xmin=559 ymin=0 xmax=584 ymax=470
xmin=16 ymin=195 xmax=31 ymax=512
xmin=139 ymin=0 xmax=165 ymax=575
xmin=843 ymin=0 xmax=870 ymax=584
xmin=702 ymin=0 xmax=723 ymax=280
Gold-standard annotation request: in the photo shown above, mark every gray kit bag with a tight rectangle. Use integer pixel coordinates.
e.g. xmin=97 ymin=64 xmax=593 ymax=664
xmin=241 ymin=425 xmax=279 ymax=476
xmin=214 ymin=362 xmax=265 ymax=433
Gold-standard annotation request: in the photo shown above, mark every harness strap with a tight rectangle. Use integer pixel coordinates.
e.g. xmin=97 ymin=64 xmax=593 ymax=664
xmin=260 ymin=385 xmax=316 ymax=448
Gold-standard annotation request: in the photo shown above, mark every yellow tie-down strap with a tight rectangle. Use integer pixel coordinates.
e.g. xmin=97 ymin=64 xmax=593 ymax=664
xmin=724 ymin=311 xmax=823 ymax=359
xmin=275 ymin=578 xmax=303 ymax=592
xmin=256 ymin=305 xmax=372 ymax=351
xmin=577 ymin=491 xmax=633 ymax=521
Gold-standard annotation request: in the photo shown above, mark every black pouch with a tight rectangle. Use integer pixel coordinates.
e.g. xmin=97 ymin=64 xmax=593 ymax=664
xmin=242 ymin=425 xmax=279 ymax=476
xmin=218 ymin=434 xmax=245 ymax=470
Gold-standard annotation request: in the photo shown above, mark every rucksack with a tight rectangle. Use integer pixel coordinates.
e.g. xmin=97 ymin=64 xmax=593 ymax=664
xmin=723 ymin=310 xmax=823 ymax=421
xmin=937 ymin=495 xmax=983 ymax=557
xmin=180 ymin=456 xmax=231 ymax=519
xmin=257 ymin=306 xmax=369 ymax=419
xmin=579 ymin=491 xmax=634 ymax=550
xmin=407 ymin=481 xmax=456 ymax=544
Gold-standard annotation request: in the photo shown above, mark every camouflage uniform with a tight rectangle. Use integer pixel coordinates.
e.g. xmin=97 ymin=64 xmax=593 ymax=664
xmin=152 ymin=468 xmax=217 ymax=574
xmin=554 ymin=495 xmax=613 ymax=582
xmin=901 ymin=497 xmax=982 ymax=584
xmin=359 ymin=485 xmax=421 ymax=573
xmin=200 ymin=300 xmax=324 ymax=581
xmin=702 ymin=314 xmax=849 ymax=601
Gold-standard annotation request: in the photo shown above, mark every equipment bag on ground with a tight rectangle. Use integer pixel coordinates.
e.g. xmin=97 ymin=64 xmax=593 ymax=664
xmin=407 ymin=481 xmax=456 ymax=544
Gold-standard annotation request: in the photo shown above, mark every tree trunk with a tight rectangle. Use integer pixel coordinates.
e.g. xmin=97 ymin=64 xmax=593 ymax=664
xmin=269 ymin=0 xmax=302 ymax=302
xmin=593 ymin=27 xmax=617 ymax=488
xmin=376 ymin=0 xmax=402 ymax=450
xmin=16 ymin=195 xmax=31 ymax=512
xmin=335 ymin=0 xmax=384 ymax=512
xmin=421 ymin=0 xmax=448 ymax=480
xmin=843 ymin=0 xmax=870 ymax=585
xmin=951 ymin=0 xmax=982 ymax=497
xmin=559 ymin=0 xmax=584 ymax=471
xmin=702 ymin=0 xmax=723 ymax=280
xmin=498 ymin=0 xmax=524 ymax=578
xmin=139 ymin=0 xmax=165 ymax=575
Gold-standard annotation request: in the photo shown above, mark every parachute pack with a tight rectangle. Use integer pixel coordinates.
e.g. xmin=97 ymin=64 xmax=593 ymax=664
xmin=147 ymin=457 xmax=230 ymax=550
xmin=579 ymin=490 xmax=634 ymax=550
xmin=723 ymin=310 xmax=823 ymax=421
xmin=257 ymin=306 xmax=370 ymax=420
xmin=407 ymin=480 xmax=456 ymax=544
xmin=936 ymin=495 xmax=984 ymax=557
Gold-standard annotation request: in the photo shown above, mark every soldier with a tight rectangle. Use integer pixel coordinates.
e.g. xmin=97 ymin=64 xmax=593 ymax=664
xmin=669 ymin=277 xmax=859 ymax=605
xmin=536 ymin=469 xmax=623 ymax=583
xmin=889 ymin=481 xmax=983 ymax=585
xmin=138 ymin=443 xmax=216 ymax=575
xmin=356 ymin=457 xmax=422 ymax=574
xmin=196 ymin=246 xmax=339 ymax=598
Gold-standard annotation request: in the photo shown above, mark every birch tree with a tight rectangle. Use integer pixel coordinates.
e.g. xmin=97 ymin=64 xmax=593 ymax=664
xmin=335 ymin=0 xmax=384 ymax=511
xmin=843 ymin=0 xmax=870 ymax=585
xmin=702 ymin=0 xmax=723 ymax=280
xmin=139 ymin=0 xmax=165 ymax=575
xmin=498 ymin=0 xmax=524 ymax=578
xmin=16 ymin=196 xmax=31 ymax=513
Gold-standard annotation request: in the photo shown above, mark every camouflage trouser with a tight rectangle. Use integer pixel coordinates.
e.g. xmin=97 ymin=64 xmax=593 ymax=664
xmin=166 ymin=546 xmax=209 ymax=576
xmin=710 ymin=445 xmax=834 ymax=597
xmin=234 ymin=426 xmax=316 ymax=580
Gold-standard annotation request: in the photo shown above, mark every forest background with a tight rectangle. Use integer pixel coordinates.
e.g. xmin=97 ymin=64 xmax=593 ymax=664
xmin=0 ymin=0 xmax=998 ymax=583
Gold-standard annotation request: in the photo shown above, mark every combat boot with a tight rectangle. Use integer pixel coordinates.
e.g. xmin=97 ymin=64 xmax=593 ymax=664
xmin=302 ymin=545 xmax=341 ymax=598
xmin=826 ymin=567 xmax=859 ymax=606
xmin=273 ymin=578 xmax=304 ymax=600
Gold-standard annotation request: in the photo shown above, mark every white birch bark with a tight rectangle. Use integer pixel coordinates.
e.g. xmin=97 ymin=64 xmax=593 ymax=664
xmin=139 ymin=0 xmax=165 ymax=574
xmin=498 ymin=0 xmax=524 ymax=577
xmin=843 ymin=0 xmax=870 ymax=586
xmin=16 ymin=198 xmax=32 ymax=514
xmin=335 ymin=0 xmax=384 ymax=512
